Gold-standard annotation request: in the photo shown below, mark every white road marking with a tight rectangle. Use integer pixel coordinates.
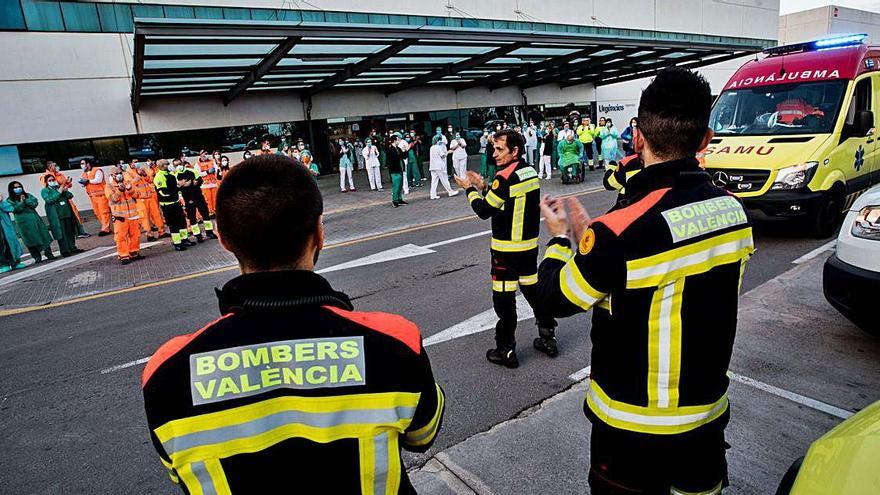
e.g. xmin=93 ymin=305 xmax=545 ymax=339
xmin=424 ymin=295 xmax=533 ymax=347
xmin=0 ymin=247 xmax=115 ymax=288
xmin=317 ymin=244 xmax=436 ymax=274
xmin=100 ymin=357 xmax=150 ymax=374
xmin=568 ymin=366 xmax=591 ymax=382
xmin=728 ymin=372 xmax=853 ymax=420
xmin=423 ymin=230 xmax=491 ymax=249
xmin=96 ymin=240 xmax=164 ymax=260
xmin=792 ymin=240 xmax=836 ymax=264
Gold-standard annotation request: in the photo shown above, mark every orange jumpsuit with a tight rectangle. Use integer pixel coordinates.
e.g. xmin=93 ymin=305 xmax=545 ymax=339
xmin=82 ymin=167 xmax=112 ymax=233
xmin=105 ymin=175 xmax=141 ymax=261
xmin=198 ymin=158 xmax=219 ymax=215
xmin=126 ymin=168 xmax=164 ymax=240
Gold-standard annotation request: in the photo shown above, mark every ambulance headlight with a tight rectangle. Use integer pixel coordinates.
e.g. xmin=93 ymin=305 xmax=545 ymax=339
xmin=771 ymin=161 xmax=819 ymax=190
xmin=852 ymin=206 xmax=880 ymax=240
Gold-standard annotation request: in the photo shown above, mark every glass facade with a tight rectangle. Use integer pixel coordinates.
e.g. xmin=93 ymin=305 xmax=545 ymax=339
xmin=0 ymin=0 xmax=775 ymax=50
xmin=6 ymin=104 xmax=589 ymax=176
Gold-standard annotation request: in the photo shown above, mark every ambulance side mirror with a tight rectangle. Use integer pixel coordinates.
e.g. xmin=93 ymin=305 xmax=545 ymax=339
xmin=853 ymin=110 xmax=874 ymax=138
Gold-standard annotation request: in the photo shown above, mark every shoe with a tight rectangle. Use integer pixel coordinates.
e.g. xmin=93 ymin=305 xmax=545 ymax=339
xmin=174 ymin=244 xmax=188 ymax=252
xmin=12 ymin=262 xmax=26 ymax=270
xmin=206 ymin=231 xmax=218 ymax=240
xmin=196 ymin=234 xmax=205 ymax=243
xmin=44 ymin=254 xmax=56 ymax=261
xmin=77 ymin=233 xmax=91 ymax=239
xmin=430 ymin=196 xmax=440 ymax=200
xmin=73 ymin=248 xmax=85 ymax=253
xmin=350 ymin=187 xmax=357 ymax=192
xmin=533 ymin=337 xmax=559 ymax=357
xmin=0 ymin=266 xmax=11 ymax=274
xmin=61 ymin=252 xmax=72 ymax=258
xmin=181 ymin=239 xmax=196 ymax=247
xmin=98 ymin=231 xmax=111 ymax=237
xmin=120 ymin=258 xmax=131 ymax=265
xmin=392 ymin=202 xmax=400 ymax=208
xmin=449 ymin=190 xmax=460 ymax=197
xmin=130 ymin=253 xmax=145 ymax=261
xmin=160 ymin=232 xmax=171 ymax=239
xmin=341 ymin=189 xmax=348 ymax=193
xmin=486 ymin=347 xmax=519 ymax=369
xmin=421 ymin=178 xmax=428 ymax=181
xmin=398 ymin=200 xmax=409 ymax=205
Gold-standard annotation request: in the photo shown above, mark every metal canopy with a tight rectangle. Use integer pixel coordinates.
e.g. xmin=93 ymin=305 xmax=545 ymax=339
xmin=131 ymin=18 xmax=769 ymax=110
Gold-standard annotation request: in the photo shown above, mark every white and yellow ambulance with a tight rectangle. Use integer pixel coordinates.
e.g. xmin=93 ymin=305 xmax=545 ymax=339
xmin=707 ymin=34 xmax=879 ymax=236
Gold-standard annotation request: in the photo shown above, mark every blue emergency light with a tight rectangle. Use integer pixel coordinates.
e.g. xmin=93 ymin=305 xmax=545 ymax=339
xmin=764 ymin=33 xmax=867 ymax=56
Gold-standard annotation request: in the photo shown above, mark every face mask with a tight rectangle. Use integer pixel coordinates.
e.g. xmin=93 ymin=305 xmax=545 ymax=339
xmin=13 ymin=187 xmax=23 ymax=195
xmin=365 ymin=140 xmax=371 ymax=146
xmin=221 ymin=160 xmax=229 ymax=166
xmin=115 ymin=174 xmax=124 ymax=182
xmin=81 ymin=164 xmax=88 ymax=170
xmin=167 ymin=165 xmax=176 ymax=173
xmin=435 ymin=129 xmax=441 ymax=135
xmin=298 ymin=144 xmax=305 ymax=150
xmin=48 ymin=181 xmax=59 ymax=188
xmin=122 ymin=164 xmax=130 ymax=171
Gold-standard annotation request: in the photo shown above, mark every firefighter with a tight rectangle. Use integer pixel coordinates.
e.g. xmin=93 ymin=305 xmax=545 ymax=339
xmin=454 ymin=129 xmax=558 ymax=368
xmin=105 ymin=166 xmax=143 ymax=264
xmin=536 ymin=67 xmax=754 ymax=494
xmin=153 ymin=159 xmax=192 ymax=252
xmin=175 ymin=158 xmax=217 ymax=242
xmin=142 ymin=155 xmax=444 ymax=494
xmin=602 ymin=153 xmax=645 ymax=205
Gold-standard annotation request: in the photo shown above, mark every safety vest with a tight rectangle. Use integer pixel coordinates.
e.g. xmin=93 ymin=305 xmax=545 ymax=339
xmin=538 ymin=157 xmax=754 ymax=435
xmin=127 ymin=169 xmax=155 ymax=200
xmin=576 ymin=124 xmax=595 ymax=144
xmin=199 ymin=159 xmax=218 ymax=188
xmin=467 ymin=160 xmax=541 ymax=253
xmin=105 ymin=180 xmax=139 ymax=219
xmin=83 ymin=168 xmax=106 ymax=198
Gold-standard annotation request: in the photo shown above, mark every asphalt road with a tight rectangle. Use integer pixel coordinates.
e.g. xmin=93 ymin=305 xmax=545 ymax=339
xmin=0 ymin=188 xmax=845 ymax=494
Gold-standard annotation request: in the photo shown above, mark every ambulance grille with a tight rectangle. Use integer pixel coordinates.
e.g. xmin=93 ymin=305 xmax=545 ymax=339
xmin=705 ymin=169 xmax=770 ymax=193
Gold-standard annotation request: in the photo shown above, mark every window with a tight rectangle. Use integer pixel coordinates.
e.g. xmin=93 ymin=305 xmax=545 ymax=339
xmin=96 ymin=3 xmax=117 ymax=32
xmin=60 ymin=2 xmax=99 ymax=32
xmin=194 ymin=7 xmax=223 ymax=20
xmin=845 ymin=77 xmax=872 ymax=127
xmin=222 ymin=8 xmax=251 ymax=20
xmin=130 ymin=5 xmax=163 ymax=19
xmin=21 ymin=0 xmax=64 ymax=31
xmin=164 ymin=6 xmax=195 ymax=19
xmin=0 ymin=1 xmax=25 ymax=30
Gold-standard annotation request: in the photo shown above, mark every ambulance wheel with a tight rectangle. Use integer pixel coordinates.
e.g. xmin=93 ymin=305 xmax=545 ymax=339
xmin=812 ymin=187 xmax=844 ymax=238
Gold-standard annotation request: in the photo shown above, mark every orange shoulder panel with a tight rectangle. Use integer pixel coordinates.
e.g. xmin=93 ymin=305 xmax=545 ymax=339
xmin=592 ymin=188 xmax=670 ymax=236
xmin=619 ymin=154 xmax=639 ymax=168
xmin=323 ymin=306 xmax=422 ymax=354
xmin=496 ymin=162 xmax=518 ymax=180
xmin=141 ymin=313 xmax=234 ymax=388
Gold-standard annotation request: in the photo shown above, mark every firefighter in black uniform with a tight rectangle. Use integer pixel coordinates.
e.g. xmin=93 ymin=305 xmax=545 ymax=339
xmin=602 ymin=153 xmax=645 ymax=205
xmin=142 ymin=155 xmax=444 ymax=494
xmin=174 ymin=158 xmax=217 ymax=242
xmin=153 ymin=159 xmax=193 ymax=251
xmin=537 ymin=68 xmax=754 ymax=494
xmin=454 ymin=129 xmax=558 ymax=368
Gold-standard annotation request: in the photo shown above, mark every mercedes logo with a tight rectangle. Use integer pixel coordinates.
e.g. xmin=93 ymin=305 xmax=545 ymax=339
xmin=712 ymin=171 xmax=729 ymax=187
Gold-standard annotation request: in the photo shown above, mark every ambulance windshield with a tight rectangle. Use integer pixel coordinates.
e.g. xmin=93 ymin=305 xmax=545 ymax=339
xmin=709 ymin=80 xmax=847 ymax=136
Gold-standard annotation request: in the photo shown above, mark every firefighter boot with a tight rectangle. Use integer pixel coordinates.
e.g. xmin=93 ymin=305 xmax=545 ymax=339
xmin=486 ymin=345 xmax=519 ymax=369
xmin=533 ymin=326 xmax=559 ymax=357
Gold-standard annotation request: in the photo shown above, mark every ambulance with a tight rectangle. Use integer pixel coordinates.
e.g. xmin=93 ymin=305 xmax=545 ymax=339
xmin=707 ymin=34 xmax=879 ymax=236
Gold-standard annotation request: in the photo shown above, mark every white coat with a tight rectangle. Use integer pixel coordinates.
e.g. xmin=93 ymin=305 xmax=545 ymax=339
xmin=429 ymin=144 xmax=448 ymax=171
xmin=363 ymin=145 xmax=380 ymax=167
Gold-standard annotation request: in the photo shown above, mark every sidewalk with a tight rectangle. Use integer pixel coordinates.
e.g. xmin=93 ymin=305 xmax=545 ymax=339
xmin=407 ymin=254 xmax=880 ymax=494
xmin=0 ymin=160 xmax=608 ymax=310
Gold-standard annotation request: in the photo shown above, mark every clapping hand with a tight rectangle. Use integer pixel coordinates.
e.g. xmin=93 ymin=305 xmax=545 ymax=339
xmin=567 ymin=197 xmax=592 ymax=242
xmin=466 ymin=170 xmax=485 ymax=191
xmin=540 ymin=194 xmax=569 ymax=237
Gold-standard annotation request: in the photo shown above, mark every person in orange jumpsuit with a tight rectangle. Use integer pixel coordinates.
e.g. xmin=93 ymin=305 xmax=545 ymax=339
xmin=197 ymin=150 xmax=219 ymax=215
xmin=126 ymin=160 xmax=165 ymax=241
xmin=105 ymin=166 xmax=143 ymax=264
xmin=77 ymin=158 xmax=112 ymax=236
xmin=40 ymin=161 xmax=89 ymax=238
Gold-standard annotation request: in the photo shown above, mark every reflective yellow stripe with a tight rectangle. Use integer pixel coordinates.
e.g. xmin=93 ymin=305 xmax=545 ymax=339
xmin=626 ymin=228 xmax=754 ymax=289
xmin=491 ymin=237 xmax=538 ymax=252
xmin=606 ymin=172 xmax=623 ymax=191
xmin=176 ymin=463 xmax=205 ymax=495
xmin=625 ymin=169 xmax=640 ymax=181
xmin=559 ymin=259 xmax=605 ymax=310
xmin=518 ymin=273 xmax=538 ymax=286
xmin=485 ymin=190 xmax=505 ymax=209
xmin=203 ymin=220 xmax=214 ymax=231
xmin=405 ymin=384 xmax=445 ymax=447
xmin=596 ymin=298 xmax=611 ymax=311
xmin=205 ymin=459 xmax=231 ymax=495
xmin=155 ymin=393 xmax=419 ymax=466
xmin=359 ymin=436 xmax=376 ymax=495
xmin=647 ymin=279 xmax=685 ymax=409
xmin=492 ymin=280 xmax=518 ymax=292
xmin=160 ymin=457 xmax=180 ymax=484
xmin=544 ymin=243 xmax=573 ymax=262
xmin=511 ymin=196 xmax=526 ymax=241
xmin=509 ymin=177 xmax=539 ymax=197
xmin=671 ymin=481 xmax=723 ymax=495
xmin=467 ymin=191 xmax=481 ymax=203
xmin=586 ymin=379 xmax=729 ymax=435
xmin=604 ymin=164 xmax=617 ymax=172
